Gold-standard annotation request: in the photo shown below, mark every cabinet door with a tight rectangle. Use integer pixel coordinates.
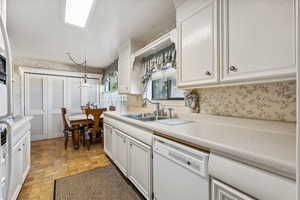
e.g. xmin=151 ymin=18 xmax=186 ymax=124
xmin=10 ymin=142 xmax=23 ymax=200
xmin=128 ymin=138 xmax=151 ymax=200
xmin=211 ymin=179 xmax=255 ymax=200
xmin=177 ymin=0 xmax=218 ymax=87
xmin=22 ymin=132 xmax=31 ymax=180
xmin=221 ymin=0 xmax=296 ymax=82
xmin=118 ymin=42 xmax=131 ymax=94
xmin=103 ymin=123 xmax=113 ymax=159
xmin=112 ymin=129 xmax=128 ymax=176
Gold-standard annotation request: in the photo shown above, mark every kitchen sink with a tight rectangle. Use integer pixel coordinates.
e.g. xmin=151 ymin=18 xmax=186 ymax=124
xmin=123 ymin=113 xmax=168 ymax=121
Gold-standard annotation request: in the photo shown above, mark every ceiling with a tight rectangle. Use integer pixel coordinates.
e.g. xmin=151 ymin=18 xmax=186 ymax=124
xmin=7 ymin=0 xmax=176 ymax=68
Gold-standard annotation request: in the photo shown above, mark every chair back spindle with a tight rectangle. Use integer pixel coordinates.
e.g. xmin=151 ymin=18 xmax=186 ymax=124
xmin=81 ymin=106 xmax=89 ymax=114
xmin=85 ymin=108 xmax=106 ymax=134
xmin=61 ymin=108 xmax=68 ymax=130
xmin=109 ymin=106 xmax=116 ymax=111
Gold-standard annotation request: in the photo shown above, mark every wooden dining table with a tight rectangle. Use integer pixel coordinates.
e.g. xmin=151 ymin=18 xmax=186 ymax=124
xmin=68 ymin=113 xmax=104 ymax=149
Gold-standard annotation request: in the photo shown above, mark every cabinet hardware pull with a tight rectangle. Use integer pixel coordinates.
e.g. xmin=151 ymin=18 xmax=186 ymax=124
xmin=229 ymin=66 xmax=238 ymax=72
xmin=18 ymin=148 xmax=22 ymax=151
xmin=205 ymin=71 xmax=211 ymax=76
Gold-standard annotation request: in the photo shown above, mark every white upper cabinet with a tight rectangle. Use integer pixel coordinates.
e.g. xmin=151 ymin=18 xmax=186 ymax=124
xmin=118 ymin=40 xmax=143 ymax=94
xmin=177 ymin=0 xmax=218 ymax=88
xmin=220 ymin=0 xmax=296 ymax=82
xmin=176 ymin=0 xmax=297 ymax=88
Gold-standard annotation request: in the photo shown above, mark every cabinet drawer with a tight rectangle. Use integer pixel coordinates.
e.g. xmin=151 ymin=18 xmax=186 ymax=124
xmin=211 ymin=179 xmax=255 ymax=200
xmin=104 ymin=116 xmax=152 ymax=146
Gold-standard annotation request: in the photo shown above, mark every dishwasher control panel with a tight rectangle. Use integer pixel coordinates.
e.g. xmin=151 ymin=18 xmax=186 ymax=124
xmin=153 ymin=136 xmax=209 ymax=178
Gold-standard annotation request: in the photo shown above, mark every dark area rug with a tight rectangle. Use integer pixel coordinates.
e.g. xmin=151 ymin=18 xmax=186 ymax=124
xmin=54 ymin=165 xmax=145 ymax=200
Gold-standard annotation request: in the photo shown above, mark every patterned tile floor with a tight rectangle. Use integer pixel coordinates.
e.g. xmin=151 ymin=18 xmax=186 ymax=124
xmin=17 ymin=137 xmax=111 ymax=200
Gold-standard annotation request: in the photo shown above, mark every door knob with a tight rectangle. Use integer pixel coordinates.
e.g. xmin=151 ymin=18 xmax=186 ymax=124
xmin=229 ymin=66 xmax=238 ymax=72
xmin=205 ymin=71 xmax=211 ymax=76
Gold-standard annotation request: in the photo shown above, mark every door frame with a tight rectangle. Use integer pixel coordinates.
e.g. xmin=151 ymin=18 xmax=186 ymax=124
xmin=19 ymin=67 xmax=102 ymax=116
xmin=20 ymin=67 xmax=102 ymax=141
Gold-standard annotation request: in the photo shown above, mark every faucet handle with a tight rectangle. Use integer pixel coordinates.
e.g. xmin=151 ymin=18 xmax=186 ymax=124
xmin=168 ymin=108 xmax=174 ymax=119
xmin=160 ymin=106 xmax=166 ymax=116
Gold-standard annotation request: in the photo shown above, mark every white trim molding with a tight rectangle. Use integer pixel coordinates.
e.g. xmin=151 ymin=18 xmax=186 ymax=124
xmin=18 ymin=66 xmax=102 ymax=116
xmin=18 ymin=66 xmax=102 ymax=79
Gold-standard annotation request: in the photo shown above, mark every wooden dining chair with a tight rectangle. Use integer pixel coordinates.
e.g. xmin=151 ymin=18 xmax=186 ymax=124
xmin=109 ymin=106 xmax=116 ymax=111
xmin=84 ymin=108 xmax=106 ymax=150
xmin=61 ymin=108 xmax=74 ymax=149
xmin=81 ymin=106 xmax=89 ymax=114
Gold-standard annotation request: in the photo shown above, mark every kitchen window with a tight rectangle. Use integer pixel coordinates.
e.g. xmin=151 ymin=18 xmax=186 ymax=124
xmin=152 ymin=77 xmax=184 ymax=100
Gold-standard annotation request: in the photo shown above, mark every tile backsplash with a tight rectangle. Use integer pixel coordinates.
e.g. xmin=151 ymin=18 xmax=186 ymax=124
xmin=198 ymin=81 xmax=296 ymax=122
xmin=129 ymin=80 xmax=296 ymax=122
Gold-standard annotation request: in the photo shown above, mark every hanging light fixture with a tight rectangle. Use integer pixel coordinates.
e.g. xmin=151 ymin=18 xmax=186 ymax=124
xmin=66 ymin=52 xmax=90 ymax=88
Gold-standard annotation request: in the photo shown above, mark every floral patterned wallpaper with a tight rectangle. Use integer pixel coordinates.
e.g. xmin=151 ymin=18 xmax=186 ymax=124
xmin=198 ymin=81 xmax=296 ymax=122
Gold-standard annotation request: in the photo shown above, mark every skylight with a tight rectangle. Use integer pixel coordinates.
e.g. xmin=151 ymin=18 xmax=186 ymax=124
xmin=65 ymin=0 xmax=94 ymax=28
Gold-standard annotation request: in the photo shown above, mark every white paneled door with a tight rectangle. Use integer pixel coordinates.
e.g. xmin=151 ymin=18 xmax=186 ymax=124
xmin=25 ymin=74 xmax=48 ymax=141
xmin=67 ymin=77 xmax=82 ymax=114
xmin=47 ymin=76 xmax=66 ymax=139
xmin=25 ymin=73 xmax=100 ymax=141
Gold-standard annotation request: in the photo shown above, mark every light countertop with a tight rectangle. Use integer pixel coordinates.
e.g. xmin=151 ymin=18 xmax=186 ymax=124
xmin=104 ymin=111 xmax=296 ymax=180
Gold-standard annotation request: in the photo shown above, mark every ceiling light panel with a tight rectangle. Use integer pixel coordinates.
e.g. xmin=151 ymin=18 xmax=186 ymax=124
xmin=65 ymin=0 xmax=94 ymax=28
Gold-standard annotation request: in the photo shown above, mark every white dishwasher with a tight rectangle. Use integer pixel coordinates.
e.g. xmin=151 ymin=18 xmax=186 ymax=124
xmin=153 ymin=136 xmax=209 ymax=200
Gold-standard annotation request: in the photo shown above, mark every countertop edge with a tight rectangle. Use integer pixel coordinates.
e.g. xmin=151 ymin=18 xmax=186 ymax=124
xmin=103 ymin=112 xmax=296 ymax=180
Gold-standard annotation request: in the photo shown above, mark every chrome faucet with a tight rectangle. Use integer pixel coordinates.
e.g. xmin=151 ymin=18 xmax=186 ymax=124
xmin=143 ymin=98 xmax=161 ymax=119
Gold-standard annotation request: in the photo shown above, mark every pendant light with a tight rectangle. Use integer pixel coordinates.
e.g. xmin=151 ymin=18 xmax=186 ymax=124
xmin=66 ymin=52 xmax=90 ymax=88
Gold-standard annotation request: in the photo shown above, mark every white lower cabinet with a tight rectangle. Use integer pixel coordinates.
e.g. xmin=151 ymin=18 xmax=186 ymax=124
xmin=22 ymin=132 xmax=31 ymax=180
xmin=103 ymin=123 xmax=113 ymax=158
xmin=106 ymin=123 xmax=152 ymax=200
xmin=128 ymin=137 xmax=152 ymax=200
xmin=211 ymin=179 xmax=255 ymax=200
xmin=10 ymin=131 xmax=31 ymax=200
xmin=112 ymin=129 xmax=128 ymax=176
xmin=10 ymin=140 xmax=23 ymax=200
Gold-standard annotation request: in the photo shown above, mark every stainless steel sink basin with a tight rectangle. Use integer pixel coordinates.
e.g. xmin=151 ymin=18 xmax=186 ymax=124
xmin=123 ymin=113 xmax=168 ymax=121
